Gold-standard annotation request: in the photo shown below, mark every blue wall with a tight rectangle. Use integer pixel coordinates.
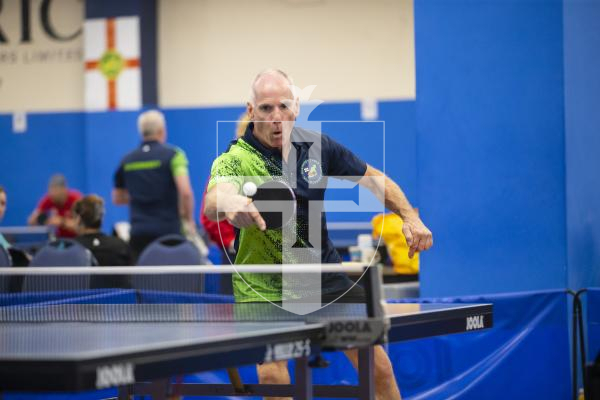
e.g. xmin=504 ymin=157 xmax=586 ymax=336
xmin=84 ymin=112 xmax=140 ymax=227
xmin=0 ymin=113 xmax=88 ymax=225
xmin=563 ymin=0 xmax=600 ymax=290
xmin=414 ymin=0 xmax=568 ymax=296
xmin=1 ymin=102 xmax=417 ymax=232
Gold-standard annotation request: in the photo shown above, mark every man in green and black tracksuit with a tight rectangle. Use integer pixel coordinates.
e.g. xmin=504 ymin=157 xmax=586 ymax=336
xmin=204 ymin=69 xmax=433 ymax=400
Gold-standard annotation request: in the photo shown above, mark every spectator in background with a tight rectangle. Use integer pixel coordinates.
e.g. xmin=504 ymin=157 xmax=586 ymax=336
xmin=200 ymin=113 xmax=250 ymax=265
xmin=0 ymin=186 xmax=10 ymax=250
xmin=112 ymin=110 xmax=196 ymax=261
xmin=27 ymin=174 xmax=82 ymax=238
xmin=372 ymin=212 xmax=420 ymax=276
xmin=73 ymin=194 xmax=132 ymax=266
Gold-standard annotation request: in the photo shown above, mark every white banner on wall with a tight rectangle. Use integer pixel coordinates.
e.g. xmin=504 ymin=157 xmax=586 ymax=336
xmin=84 ymin=16 xmax=141 ymax=111
xmin=158 ymin=0 xmax=416 ymax=107
xmin=0 ymin=0 xmax=84 ymax=113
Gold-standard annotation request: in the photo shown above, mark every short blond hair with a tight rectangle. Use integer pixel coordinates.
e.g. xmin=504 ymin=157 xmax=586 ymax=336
xmin=236 ymin=113 xmax=251 ymax=138
xmin=138 ymin=110 xmax=165 ymax=138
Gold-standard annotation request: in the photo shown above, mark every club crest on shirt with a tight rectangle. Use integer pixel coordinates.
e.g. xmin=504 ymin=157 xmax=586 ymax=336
xmin=301 ymin=159 xmax=323 ymax=184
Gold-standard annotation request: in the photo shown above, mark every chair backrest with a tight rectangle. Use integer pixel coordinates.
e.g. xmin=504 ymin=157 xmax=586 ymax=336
xmin=8 ymin=247 xmax=30 ymax=267
xmin=0 ymin=246 xmax=11 ymax=267
xmin=135 ymin=234 xmax=204 ymax=293
xmin=31 ymin=239 xmax=96 ymax=267
xmin=137 ymin=234 xmax=203 ymax=265
xmin=0 ymin=246 xmax=12 ymax=293
xmin=25 ymin=239 xmax=96 ymax=292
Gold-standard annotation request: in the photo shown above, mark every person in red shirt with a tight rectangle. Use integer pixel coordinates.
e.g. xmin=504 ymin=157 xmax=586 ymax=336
xmin=200 ymin=194 xmax=236 ymax=263
xmin=28 ymin=174 xmax=82 ymax=238
xmin=200 ymin=113 xmax=250 ymax=265
xmin=199 ymin=115 xmax=249 ymax=294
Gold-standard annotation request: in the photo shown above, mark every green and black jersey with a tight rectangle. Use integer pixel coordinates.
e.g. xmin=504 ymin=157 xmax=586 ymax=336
xmin=208 ymin=124 xmax=368 ymax=302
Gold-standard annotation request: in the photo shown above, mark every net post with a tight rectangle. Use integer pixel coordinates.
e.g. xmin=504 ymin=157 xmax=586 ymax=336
xmin=295 ymin=356 xmax=313 ymax=400
xmin=358 ymin=347 xmax=375 ymax=400
xmin=364 ymin=265 xmax=384 ymax=318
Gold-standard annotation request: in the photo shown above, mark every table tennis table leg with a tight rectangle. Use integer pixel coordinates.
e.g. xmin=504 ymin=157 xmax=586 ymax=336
xmin=358 ymin=347 xmax=375 ymax=400
xmin=295 ymin=356 xmax=313 ymax=400
xmin=117 ymin=385 xmax=131 ymax=399
xmin=147 ymin=378 xmax=170 ymax=399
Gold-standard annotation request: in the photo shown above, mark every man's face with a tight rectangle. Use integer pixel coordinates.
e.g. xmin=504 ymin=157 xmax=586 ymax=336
xmin=48 ymin=185 xmax=67 ymax=206
xmin=248 ymin=76 xmax=298 ymax=150
xmin=0 ymin=192 xmax=6 ymax=221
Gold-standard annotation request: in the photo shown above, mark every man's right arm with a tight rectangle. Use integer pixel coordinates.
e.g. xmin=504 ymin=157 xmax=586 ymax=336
xmin=359 ymin=165 xmax=432 ymax=258
xmin=27 ymin=197 xmax=47 ymax=225
xmin=27 ymin=209 xmax=40 ymax=226
xmin=204 ymin=183 xmax=266 ymax=231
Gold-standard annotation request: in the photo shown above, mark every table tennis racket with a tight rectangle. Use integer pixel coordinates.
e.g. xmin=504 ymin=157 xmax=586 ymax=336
xmin=245 ymin=180 xmax=296 ymax=230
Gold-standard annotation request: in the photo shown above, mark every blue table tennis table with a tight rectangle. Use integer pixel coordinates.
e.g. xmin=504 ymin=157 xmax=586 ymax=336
xmin=0 ymin=226 xmax=54 ymax=253
xmin=0 ymin=302 xmax=492 ymax=399
xmin=327 ymin=222 xmax=373 ymax=249
xmin=0 ymin=265 xmax=493 ymax=399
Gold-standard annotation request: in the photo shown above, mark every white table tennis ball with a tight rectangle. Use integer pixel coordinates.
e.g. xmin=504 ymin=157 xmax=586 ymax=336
xmin=243 ymin=181 xmax=257 ymax=197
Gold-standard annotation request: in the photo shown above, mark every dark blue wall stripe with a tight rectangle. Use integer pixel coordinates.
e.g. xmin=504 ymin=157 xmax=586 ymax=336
xmin=140 ymin=0 xmax=157 ymax=107
xmin=85 ymin=0 xmax=144 ymax=18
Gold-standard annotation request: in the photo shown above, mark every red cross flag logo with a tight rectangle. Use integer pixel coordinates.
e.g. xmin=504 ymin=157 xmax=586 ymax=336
xmin=84 ymin=17 xmax=141 ymax=111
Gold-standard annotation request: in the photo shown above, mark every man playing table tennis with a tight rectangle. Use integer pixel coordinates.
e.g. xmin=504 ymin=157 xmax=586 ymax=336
xmin=204 ymin=69 xmax=432 ymax=400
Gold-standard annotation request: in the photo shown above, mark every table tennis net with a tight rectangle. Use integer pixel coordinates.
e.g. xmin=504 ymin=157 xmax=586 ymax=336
xmin=0 ymin=268 xmax=372 ymax=323
xmin=0 ymin=302 xmax=368 ymax=323
xmin=0 ymin=264 xmax=369 ymax=292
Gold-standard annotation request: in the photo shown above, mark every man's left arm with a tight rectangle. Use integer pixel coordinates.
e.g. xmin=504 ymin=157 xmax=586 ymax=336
xmin=171 ymin=148 xmax=196 ymax=233
xmin=112 ymin=189 xmax=130 ymax=205
xmin=359 ymin=165 xmax=433 ymax=258
xmin=112 ymin=163 xmax=129 ymax=205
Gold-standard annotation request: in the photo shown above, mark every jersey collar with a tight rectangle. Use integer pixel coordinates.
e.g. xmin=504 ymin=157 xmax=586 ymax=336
xmin=243 ymin=122 xmax=281 ymax=159
xmin=243 ymin=122 xmax=302 ymax=160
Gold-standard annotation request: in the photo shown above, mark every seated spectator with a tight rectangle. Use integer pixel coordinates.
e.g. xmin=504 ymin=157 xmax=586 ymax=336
xmin=73 ymin=194 xmax=132 ymax=266
xmin=73 ymin=195 xmax=132 ymax=289
xmin=0 ymin=186 xmax=9 ymax=250
xmin=371 ymin=212 xmax=419 ymax=275
xmin=0 ymin=186 xmax=31 ymax=266
xmin=28 ymin=174 xmax=82 ymax=238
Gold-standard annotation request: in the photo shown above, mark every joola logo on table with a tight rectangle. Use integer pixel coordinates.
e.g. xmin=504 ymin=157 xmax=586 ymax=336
xmin=95 ymin=363 xmax=135 ymax=389
xmin=466 ymin=315 xmax=485 ymax=331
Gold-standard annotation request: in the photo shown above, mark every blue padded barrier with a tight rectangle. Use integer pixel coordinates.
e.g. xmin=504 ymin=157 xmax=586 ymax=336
xmin=587 ymin=288 xmax=600 ymax=363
